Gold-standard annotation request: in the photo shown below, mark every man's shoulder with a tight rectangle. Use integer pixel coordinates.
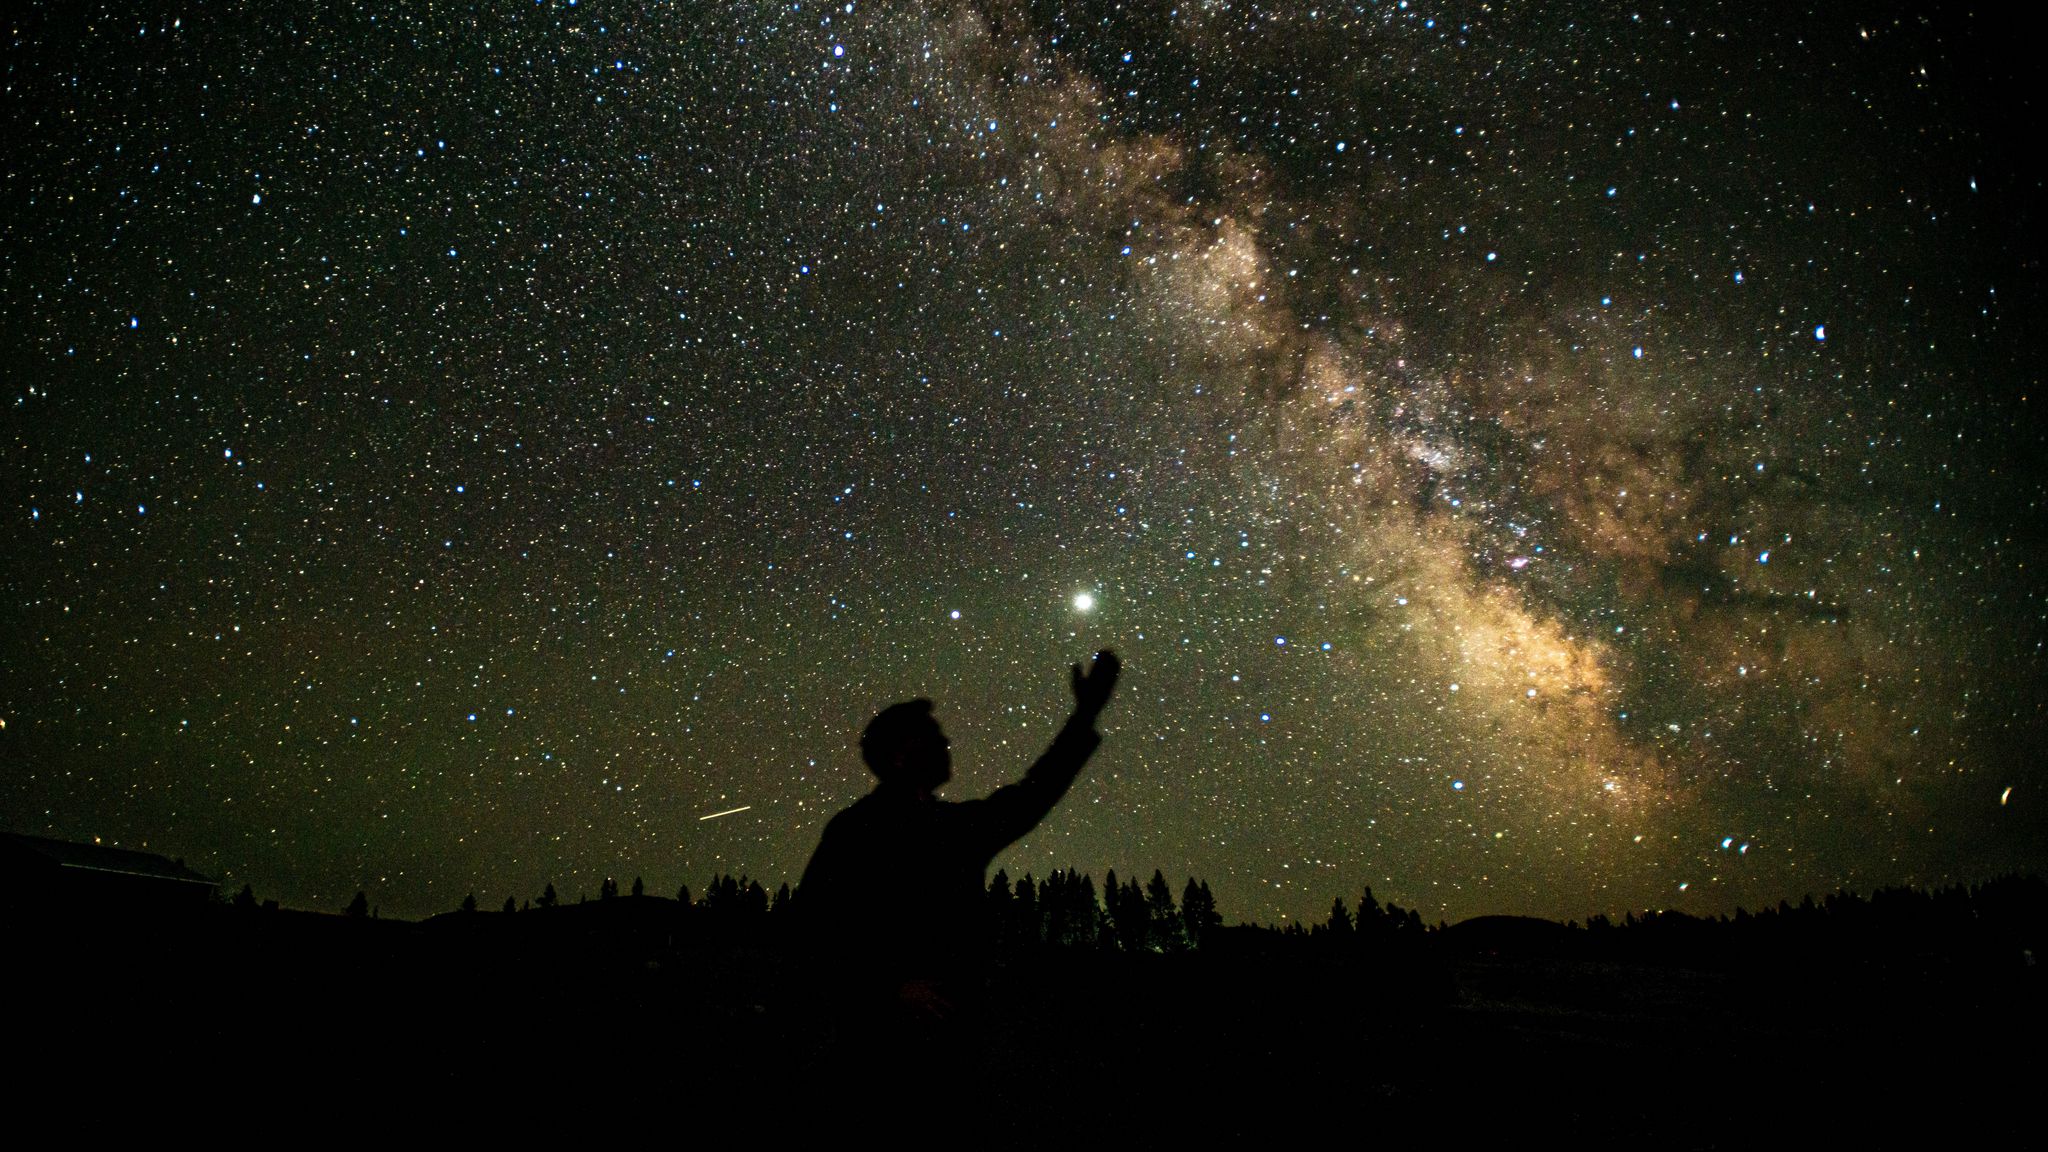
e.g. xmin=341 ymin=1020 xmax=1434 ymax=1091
xmin=822 ymin=789 xmax=905 ymax=832
xmin=823 ymin=789 xmax=981 ymax=834
xmin=820 ymin=793 xmax=870 ymax=830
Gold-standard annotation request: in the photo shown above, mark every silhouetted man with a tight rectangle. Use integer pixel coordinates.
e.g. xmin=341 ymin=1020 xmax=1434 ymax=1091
xmin=799 ymin=650 xmax=1121 ymax=1005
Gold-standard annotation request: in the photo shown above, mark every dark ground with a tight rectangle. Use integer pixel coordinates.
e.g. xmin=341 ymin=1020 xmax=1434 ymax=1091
xmin=10 ymin=900 xmax=2034 ymax=1143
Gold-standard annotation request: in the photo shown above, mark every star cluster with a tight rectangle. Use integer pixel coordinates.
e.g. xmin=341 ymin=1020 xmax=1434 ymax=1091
xmin=2 ymin=1 xmax=2040 ymax=922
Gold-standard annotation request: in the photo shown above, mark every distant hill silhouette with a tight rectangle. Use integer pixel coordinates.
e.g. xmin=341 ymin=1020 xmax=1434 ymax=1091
xmin=2 ymin=830 xmax=216 ymax=912
xmin=1441 ymin=914 xmax=1578 ymax=956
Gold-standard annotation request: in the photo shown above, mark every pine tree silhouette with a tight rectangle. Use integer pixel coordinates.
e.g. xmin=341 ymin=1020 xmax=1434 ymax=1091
xmin=1146 ymin=870 xmax=1185 ymax=952
xmin=1324 ymin=896 xmax=1354 ymax=940
xmin=1013 ymin=873 xmax=1040 ymax=949
xmin=1181 ymin=878 xmax=1222 ymax=950
xmin=1072 ymin=872 xmax=1101 ymax=949
xmin=1107 ymin=870 xmax=1148 ymax=952
xmin=987 ymin=870 xmax=1015 ymax=947
xmin=1043 ymin=870 xmax=1094 ymax=948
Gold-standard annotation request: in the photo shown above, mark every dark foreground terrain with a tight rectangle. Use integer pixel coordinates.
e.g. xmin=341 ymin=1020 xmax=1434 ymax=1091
xmin=9 ymin=896 xmax=2037 ymax=1144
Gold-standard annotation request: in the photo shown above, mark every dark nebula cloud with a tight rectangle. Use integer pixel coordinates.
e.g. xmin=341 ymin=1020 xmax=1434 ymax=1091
xmin=3 ymin=1 xmax=2040 ymax=922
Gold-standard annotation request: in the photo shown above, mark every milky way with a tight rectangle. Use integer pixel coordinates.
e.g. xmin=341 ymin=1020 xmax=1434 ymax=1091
xmin=3 ymin=2 xmax=2040 ymax=922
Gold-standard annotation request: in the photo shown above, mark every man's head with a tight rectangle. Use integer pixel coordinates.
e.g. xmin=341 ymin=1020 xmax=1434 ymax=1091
xmin=862 ymin=698 xmax=951 ymax=792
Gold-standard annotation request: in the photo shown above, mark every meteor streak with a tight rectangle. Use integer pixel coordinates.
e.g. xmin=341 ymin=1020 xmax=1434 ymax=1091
xmin=698 ymin=805 xmax=752 ymax=821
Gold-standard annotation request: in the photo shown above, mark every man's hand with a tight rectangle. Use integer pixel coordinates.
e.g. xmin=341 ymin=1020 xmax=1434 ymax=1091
xmin=1070 ymin=649 xmax=1121 ymax=723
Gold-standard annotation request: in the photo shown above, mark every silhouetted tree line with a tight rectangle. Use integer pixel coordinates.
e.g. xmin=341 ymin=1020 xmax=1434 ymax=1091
xmin=396 ymin=865 xmax=1239 ymax=953
xmin=981 ymin=868 xmax=1227 ymax=952
xmin=222 ymin=869 xmax=2043 ymax=969
xmin=1299 ymin=886 xmax=1431 ymax=950
xmin=1256 ymin=875 xmax=2045 ymax=962
xmin=1566 ymin=875 xmax=2048 ymax=966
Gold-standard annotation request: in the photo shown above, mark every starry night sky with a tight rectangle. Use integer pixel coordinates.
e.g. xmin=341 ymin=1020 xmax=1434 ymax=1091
xmin=4 ymin=1 xmax=2041 ymax=924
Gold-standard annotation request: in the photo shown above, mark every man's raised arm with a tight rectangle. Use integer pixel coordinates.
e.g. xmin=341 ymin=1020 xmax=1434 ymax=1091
xmin=974 ymin=650 xmax=1121 ymax=849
